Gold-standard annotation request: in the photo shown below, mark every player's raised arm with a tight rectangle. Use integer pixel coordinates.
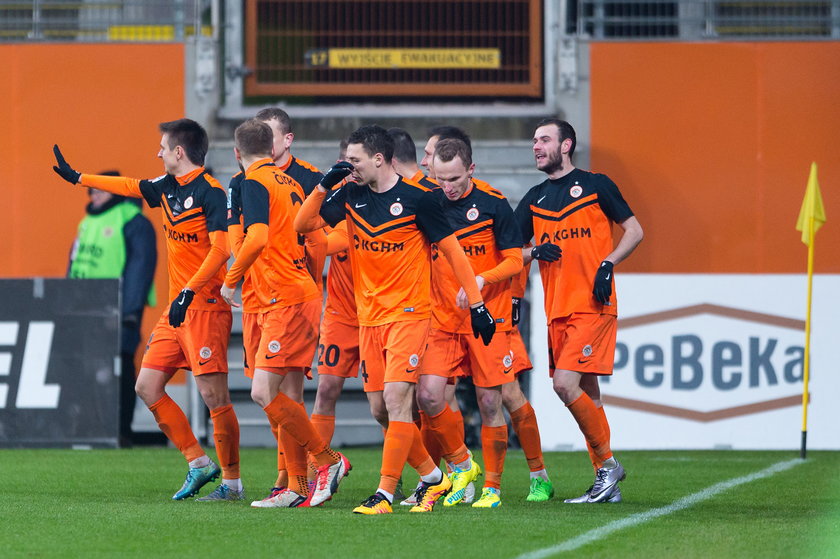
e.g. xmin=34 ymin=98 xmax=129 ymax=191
xmin=293 ymin=161 xmax=353 ymax=234
xmin=53 ymin=144 xmax=146 ymax=198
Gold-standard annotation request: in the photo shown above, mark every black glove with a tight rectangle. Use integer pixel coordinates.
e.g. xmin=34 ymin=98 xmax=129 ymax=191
xmin=592 ymin=260 xmax=614 ymax=304
xmin=52 ymin=144 xmax=81 ymax=184
xmin=168 ymin=289 xmax=195 ymax=328
xmin=530 ymin=243 xmax=562 ymax=262
xmin=470 ymin=304 xmax=496 ymax=346
xmin=511 ymin=297 xmax=522 ymax=327
xmin=320 ymin=161 xmax=354 ymax=189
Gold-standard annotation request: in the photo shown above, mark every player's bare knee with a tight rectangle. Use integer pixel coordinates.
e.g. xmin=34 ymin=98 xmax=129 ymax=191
xmin=250 ymin=384 xmax=271 ymax=408
xmin=416 ymin=386 xmax=444 ymax=414
xmin=501 ymin=381 xmax=527 ymax=411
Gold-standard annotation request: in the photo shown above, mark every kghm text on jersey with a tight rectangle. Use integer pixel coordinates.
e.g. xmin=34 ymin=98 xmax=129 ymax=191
xmin=353 ymin=236 xmax=405 ymax=252
xmin=164 ymin=225 xmax=199 ymax=243
xmin=539 ymin=227 xmax=592 ymax=243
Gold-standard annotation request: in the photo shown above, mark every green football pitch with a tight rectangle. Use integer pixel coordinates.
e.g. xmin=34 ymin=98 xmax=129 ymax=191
xmin=2 ymin=448 xmax=838 ymax=558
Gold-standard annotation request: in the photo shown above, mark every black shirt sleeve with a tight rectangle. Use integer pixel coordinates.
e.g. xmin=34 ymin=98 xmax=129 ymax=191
xmin=138 ymin=174 xmax=176 ymax=208
xmin=493 ymin=197 xmax=523 ymax=251
xmin=513 ymin=187 xmax=537 ymax=244
xmin=416 ymin=189 xmax=455 ymax=244
xmin=227 ymin=173 xmax=244 ymax=227
xmin=204 ymin=185 xmax=230 ymax=233
xmin=319 ymin=183 xmax=349 ymax=227
xmin=594 ymin=174 xmax=634 ymax=224
xmin=240 ymin=179 xmax=270 ymax=230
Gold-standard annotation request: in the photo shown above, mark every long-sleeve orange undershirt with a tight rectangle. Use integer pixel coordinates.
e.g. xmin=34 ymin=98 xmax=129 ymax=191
xmin=188 ymin=230 xmax=230 ymax=292
xmin=80 ymin=174 xmax=143 ymax=197
xmin=228 ymin=223 xmax=245 ymax=258
xmin=326 ymin=226 xmax=349 ymax=255
xmin=294 ymin=188 xmax=328 ymax=234
xmin=479 ymin=248 xmax=523 ymax=285
xmin=224 ymin=223 xmax=268 ymax=288
xmin=437 ymin=234 xmax=483 ymax=306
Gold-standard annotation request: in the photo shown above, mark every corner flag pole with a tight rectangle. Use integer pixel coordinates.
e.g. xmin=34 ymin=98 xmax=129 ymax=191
xmin=796 ymin=161 xmax=825 ymax=460
xmin=800 ymin=216 xmax=814 ymax=459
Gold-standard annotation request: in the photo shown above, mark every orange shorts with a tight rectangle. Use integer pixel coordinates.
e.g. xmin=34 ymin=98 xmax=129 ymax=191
xmin=241 ymin=310 xmax=260 ymax=379
xmin=359 ymin=320 xmax=430 ymax=393
xmin=142 ymin=309 xmax=232 ymax=375
xmin=548 ymin=313 xmax=617 ymax=376
xmin=510 ymin=326 xmax=533 ymax=375
xmin=422 ymin=329 xmax=515 ymax=388
xmin=317 ymin=316 xmax=360 ymax=378
xmin=254 ymin=298 xmax=320 ymax=376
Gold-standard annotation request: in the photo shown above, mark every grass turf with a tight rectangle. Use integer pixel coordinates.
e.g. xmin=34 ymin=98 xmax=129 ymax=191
xmin=1 ymin=448 xmax=838 ymax=558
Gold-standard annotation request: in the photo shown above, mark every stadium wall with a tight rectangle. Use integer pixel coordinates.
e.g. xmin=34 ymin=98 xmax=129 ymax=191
xmin=0 ymin=43 xmax=185 ymax=373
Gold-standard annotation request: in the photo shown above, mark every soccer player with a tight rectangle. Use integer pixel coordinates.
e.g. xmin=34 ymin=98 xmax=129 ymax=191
xmin=421 ymin=138 xmax=524 ymax=508
xmin=52 ymin=119 xmax=243 ymax=501
xmin=387 ymin=127 xmax=438 ymax=189
xmin=219 ymin=119 xmax=350 ymax=508
xmin=422 ymin=125 xmax=555 ymax=503
xmin=514 ymin=118 xmax=643 ymax=503
xmin=310 ymin=142 xmax=361 ymax=451
xmin=294 ymin=125 xmax=496 ymax=514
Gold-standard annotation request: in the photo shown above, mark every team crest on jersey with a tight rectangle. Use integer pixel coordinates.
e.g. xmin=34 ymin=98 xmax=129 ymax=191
xmin=390 ymin=202 xmax=403 ymax=216
xmin=570 ymin=184 xmax=583 ymax=198
xmin=409 ymin=354 xmax=420 ymax=367
xmin=581 ymin=344 xmax=593 ymax=357
xmin=268 ymin=340 xmax=281 ymax=353
xmin=184 ymin=196 xmax=194 ymax=209
xmin=199 ymin=346 xmax=212 ymax=359
xmin=503 ymin=354 xmax=513 ymax=368
xmin=466 ymin=207 xmax=480 ymax=221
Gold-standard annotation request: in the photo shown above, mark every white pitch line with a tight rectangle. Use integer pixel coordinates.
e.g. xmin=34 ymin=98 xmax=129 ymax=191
xmin=515 ymin=458 xmax=804 ymax=559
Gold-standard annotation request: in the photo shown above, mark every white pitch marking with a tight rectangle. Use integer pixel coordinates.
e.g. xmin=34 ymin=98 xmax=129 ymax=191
xmin=516 ymin=458 xmax=804 ymax=559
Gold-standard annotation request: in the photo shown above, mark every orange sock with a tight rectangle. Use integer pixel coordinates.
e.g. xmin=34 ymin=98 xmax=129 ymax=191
xmin=311 ymin=413 xmax=336 ymax=448
xmin=567 ymin=393 xmax=612 ymax=463
xmin=419 ymin=410 xmax=443 ymax=467
xmin=428 ymin=407 xmax=470 ymax=466
xmin=509 ymin=402 xmax=545 ymax=472
xmin=481 ymin=424 xmax=508 ymax=490
xmin=453 ymin=408 xmax=466 ymax=441
xmin=268 ymin=416 xmax=288 ymax=488
xmin=280 ymin=425 xmax=309 ymax=494
xmin=263 ymin=391 xmax=339 ymax=467
xmin=210 ymin=404 xmax=240 ymax=479
xmin=585 ymin=405 xmax=611 ymax=470
xmin=379 ymin=421 xmax=415 ymax=495
xmin=406 ymin=423 xmax=436 ymax=477
xmin=149 ymin=394 xmax=203 ymax=462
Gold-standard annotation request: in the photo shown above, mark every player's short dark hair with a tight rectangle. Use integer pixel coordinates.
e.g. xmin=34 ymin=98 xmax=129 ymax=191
xmin=338 ymin=138 xmax=349 ymax=161
xmin=386 ymin=127 xmax=418 ymax=164
xmin=255 ymin=107 xmax=293 ymax=135
xmin=234 ymin=119 xmax=274 ymax=158
xmin=428 ymin=125 xmax=472 ymax=161
xmin=159 ymin=118 xmax=209 ymax=166
xmin=536 ymin=118 xmax=576 ymax=157
xmin=347 ymin=125 xmax=394 ymax=161
xmin=433 ymin=138 xmax=472 ymax=168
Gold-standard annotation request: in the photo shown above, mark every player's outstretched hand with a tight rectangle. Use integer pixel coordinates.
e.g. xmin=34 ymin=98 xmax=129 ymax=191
xmin=168 ymin=288 xmax=195 ymax=328
xmin=52 ymin=144 xmax=81 ymax=184
xmin=511 ymin=297 xmax=522 ymax=326
xmin=220 ymin=284 xmax=240 ymax=308
xmin=320 ymin=161 xmax=354 ymax=189
xmin=592 ymin=260 xmax=614 ymax=304
xmin=470 ymin=303 xmax=496 ymax=346
xmin=530 ymin=242 xmax=562 ymax=262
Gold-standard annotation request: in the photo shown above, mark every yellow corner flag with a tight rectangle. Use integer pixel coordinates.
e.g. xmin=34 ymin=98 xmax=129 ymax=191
xmin=795 ymin=162 xmax=827 ymax=245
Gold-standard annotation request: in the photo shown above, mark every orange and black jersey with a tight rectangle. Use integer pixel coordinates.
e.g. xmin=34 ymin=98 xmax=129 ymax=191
xmin=409 ymin=170 xmax=438 ymax=190
xmin=431 ymin=181 xmax=522 ymax=334
xmin=324 ymin=221 xmax=357 ymax=326
xmin=318 ymin=176 xmax=454 ymax=326
xmin=514 ymin=168 xmax=633 ymax=319
xmin=226 ymin=171 xmax=259 ymax=312
xmin=280 ymin=156 xmax=324 ymax=196
xmin=138 ymin=168 xmax=228 ymax=311
xmin=231 ymin=159 xmax=320 ymax=310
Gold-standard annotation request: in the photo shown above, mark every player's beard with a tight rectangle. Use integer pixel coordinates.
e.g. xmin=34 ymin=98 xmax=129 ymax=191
xmin=538 ymin=148 xmax=564 ymax=175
